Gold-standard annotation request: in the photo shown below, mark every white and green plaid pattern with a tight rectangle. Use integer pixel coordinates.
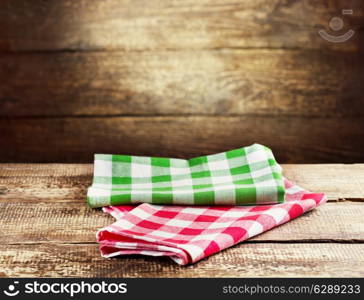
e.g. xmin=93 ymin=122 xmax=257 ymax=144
xmin=87 ymin=144 xmax=285 ymax=208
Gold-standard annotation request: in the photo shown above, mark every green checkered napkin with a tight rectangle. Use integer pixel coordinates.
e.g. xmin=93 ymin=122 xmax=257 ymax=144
xmin=87 ymin=143 xmax=285 ymax=208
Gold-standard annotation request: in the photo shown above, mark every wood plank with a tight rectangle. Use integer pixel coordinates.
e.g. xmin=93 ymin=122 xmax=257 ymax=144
xmin=0 ymin=164 xmax=93 ymax=202
xmin=1 ymin=164 xmax=364 ymax=202
xmin=0 ymin=0 xmax=362 ymax=52
xmin=0 ymin=163 xmax=363 ymax=278
xmin=1 ymin=50 xmax=363 ymax=117
xmin=0 ymin=243 xmax=363 ymax=277
xmin=0 ymin=202 xmax=363 ymax=244
xmin=1 ymin=116 xmax=364 ymax=163
xmin=283 ymin=164 xmax=364 ymax=200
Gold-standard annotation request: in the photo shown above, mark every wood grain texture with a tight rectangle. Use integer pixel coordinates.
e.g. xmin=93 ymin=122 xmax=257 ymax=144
xmin=1 ymin=116 xmax=364 ymax=163
xmin=0 ymin=202 xmax=363 ymax=244
xmin=0 ymin=243 xmax=363 ymax=277
xmin=1 ymin=0 xmax=363 ymax=276
xmin=0 ymin=0 xmax=363 ymax=52
xmin=0 ymin=163 xmax=363 ymax=277
xmin=0 ymin=1 xmax=363 ymax=163
xmin=1 ymin=164 xmax=364 ymax=202
xmin=1 ymin=50 xmax=363 ymax=117
xmin=283 ymin=164 xmax=364 ymax=200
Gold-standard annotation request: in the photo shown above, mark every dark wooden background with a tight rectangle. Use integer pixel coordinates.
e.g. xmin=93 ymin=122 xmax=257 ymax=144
xmin=1 ymin=0 xmax=364 ymax=163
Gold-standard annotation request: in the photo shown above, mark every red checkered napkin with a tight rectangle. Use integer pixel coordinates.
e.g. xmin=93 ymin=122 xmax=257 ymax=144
xmin=97 ymin=179 xmax=326 ymax=265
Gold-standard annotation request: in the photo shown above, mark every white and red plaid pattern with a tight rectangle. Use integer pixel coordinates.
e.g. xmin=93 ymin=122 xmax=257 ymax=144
xmin=97 ymin=179 xmax=326 ymax=265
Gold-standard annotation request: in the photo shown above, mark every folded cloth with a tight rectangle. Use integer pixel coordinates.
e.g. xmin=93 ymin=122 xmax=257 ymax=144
xmin=97 ymin=179 xmax=326 ymax=265
xmin=87 ymin=144 xmax=285 ymax=207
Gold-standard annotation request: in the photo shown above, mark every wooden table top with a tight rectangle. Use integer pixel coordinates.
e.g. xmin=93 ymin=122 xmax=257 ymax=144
xmin=0 ymin=164 xmax=363 ymax=277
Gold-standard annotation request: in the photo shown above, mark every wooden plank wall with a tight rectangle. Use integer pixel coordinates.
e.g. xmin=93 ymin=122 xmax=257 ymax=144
xmin=0 ymin=0 xmax=364 ymax=163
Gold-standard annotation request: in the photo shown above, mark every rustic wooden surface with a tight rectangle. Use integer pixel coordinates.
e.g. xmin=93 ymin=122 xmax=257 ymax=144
xmin=0 ymin=163 xmax=363 ymax=277
xmin=1 ymin=116 xmax=364 ymax=163
xmin=0 ymin=0 xmax=363 ymax=52
xmin=1 ymin=50 xmax=364 ymax=118
xmin=0 ymin=0 xmax=364 ymax=163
